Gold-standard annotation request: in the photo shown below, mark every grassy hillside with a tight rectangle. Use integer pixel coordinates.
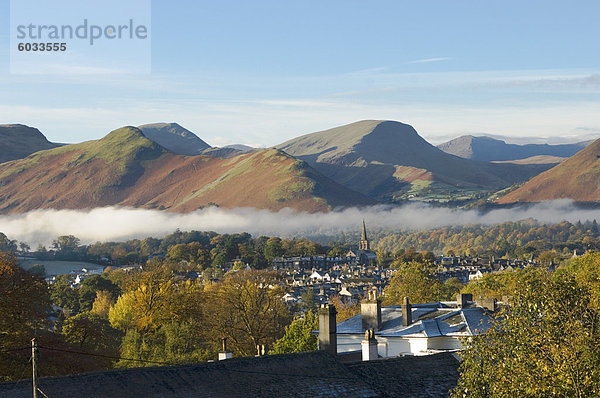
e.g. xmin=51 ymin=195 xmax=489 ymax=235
xmin=498 ymin=138 xmax=600 ymax=203
xmin=0 ymin=127 xmax=373 ymax=213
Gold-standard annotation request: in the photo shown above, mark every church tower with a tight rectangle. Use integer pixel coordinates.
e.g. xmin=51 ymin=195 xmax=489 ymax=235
xmin=359 ymin=220 xmax=370 ymax=251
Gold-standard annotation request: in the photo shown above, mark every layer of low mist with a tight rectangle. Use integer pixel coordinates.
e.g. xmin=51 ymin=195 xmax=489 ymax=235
xmin=1 ymin=200 xmax=599 ymax=247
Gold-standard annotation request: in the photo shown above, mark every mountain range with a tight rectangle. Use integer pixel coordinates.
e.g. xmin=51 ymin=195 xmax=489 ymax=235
xmin=0 ymin=127 xmax=373 ymax=213
xmin=0 ymin=124 xmax=61 ymax=163
xmin=438 ymin=135 xmax=589 ymax=163
xmin=275 ymin=120 xmax=551 ymax=202
xmin=0 ymin=120 xmax=598 ymax=213
xmin=497 ymin=138 xmax=600 ymax=203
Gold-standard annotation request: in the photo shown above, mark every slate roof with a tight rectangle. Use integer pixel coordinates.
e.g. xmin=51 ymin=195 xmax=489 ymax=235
xmin=0 ymin=351 xmax=460 ymax=398
xmin=335 ymin=303 xmax=491 ymax=338
xmin=348 ymin=352 xmax=460 ymax=398
xmin=0 ymin=351 xmax=380 ymax=398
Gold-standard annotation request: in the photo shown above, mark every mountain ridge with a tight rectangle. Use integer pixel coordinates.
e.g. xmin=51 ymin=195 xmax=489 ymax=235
xmin=276 ymin=120 xmax=552 ymax=202
xmin=138 ymin=122 xmax=211 ymax=156
xmin=0 ymin=124 xmax=61 ymax=164
xmin=497 ymin=138 xmax=600 ymax=203
xmin=0 ymin=126 xmax=374 ymax=213
xmin=438 ymin=135 xmax=589 ymax=162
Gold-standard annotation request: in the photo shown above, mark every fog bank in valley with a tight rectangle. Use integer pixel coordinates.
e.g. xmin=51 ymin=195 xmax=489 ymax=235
xmin=1 ymin=200 xmax=599 ymax=246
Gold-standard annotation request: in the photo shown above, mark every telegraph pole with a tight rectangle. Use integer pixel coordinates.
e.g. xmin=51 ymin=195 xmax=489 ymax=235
xmin=31 ymin=338 xmax=38 ymax=398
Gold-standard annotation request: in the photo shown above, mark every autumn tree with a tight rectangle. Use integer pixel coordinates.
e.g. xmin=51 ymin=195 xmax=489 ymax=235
xmin=91 ymin=290 xmax=115 ymax=318
xmin=62 ymin=312 xmax=121 ymax=355
xmin=461 ymin=269 xmax=522 ymax=301
xmin=329 ymin=294 xmax=360 ymax=322
xmin=78 ymin=274 xmax=121 ymax=312
xmin=271 ymin=311 xmax=318 ymax=354
xmin=0 ymin=251 xmax=50 ymax=380
xmin=109 ymin=269 xmax=209 ymax=366
xmin=384 ymin=261 xmax=460 ymax=305
xmin=453 ymin=269 xmax=600 ymax=397
xmin=204 ymin=270 xmax=291 ymax=356
xmin=109 ymin=271 xmax=174 ymax=333
xmin=562 ymin=251 xmax=600 ymax=309
xmin=537 ymin=249 xmax=562 ymax=267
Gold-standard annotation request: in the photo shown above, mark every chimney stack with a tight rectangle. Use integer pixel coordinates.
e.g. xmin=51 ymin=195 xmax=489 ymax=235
xmin=361 ymin=288 xmax=382 ymax=331
xmin=318 ymin=303 xmax=337 ymax=355
xmin=477 ymin=297 xmax=497 ymax=312
xmin=361 ymin=329 xmax=378 ymax=361
xmin=218 ymin=337 xmax=233 ymax=360
xmin=402 ymin=297 xmax=412 ymax=327
xmin=457 ymin=293 xmax=473 ymax=308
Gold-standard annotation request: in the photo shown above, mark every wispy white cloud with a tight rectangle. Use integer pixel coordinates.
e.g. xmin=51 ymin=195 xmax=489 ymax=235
xmin=327 ymin=86 xmax=399 ymax=98
xmin=406 ymin=57 xmax=451 ymax=64
xmin=2 ymin=66 xmax=600 ymax=146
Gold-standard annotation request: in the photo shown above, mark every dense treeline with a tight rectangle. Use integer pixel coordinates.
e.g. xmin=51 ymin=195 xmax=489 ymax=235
xmin=5 ymin=229 xmax=348 ymax=271
xmin=5 ymin=219 xmax=600 ymax=269
xmin=376 ymin=219 xmax=600 ymax=258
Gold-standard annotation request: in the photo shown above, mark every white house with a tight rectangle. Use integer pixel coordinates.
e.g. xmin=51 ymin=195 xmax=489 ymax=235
xmin=318 ymin=293 xmax=492 ymax=358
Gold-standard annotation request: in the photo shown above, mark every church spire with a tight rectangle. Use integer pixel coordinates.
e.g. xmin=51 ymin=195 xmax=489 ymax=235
xmin=359 ymin=220 xmax=370 ymax=250
xmin=361 ymin=219 xmax=368 ymax=241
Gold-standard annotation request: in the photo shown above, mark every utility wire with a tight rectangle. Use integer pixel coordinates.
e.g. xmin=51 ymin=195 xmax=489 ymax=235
xmin=0 ymin=346 xmax=30 ymax=354
xmin=2 ymin=356 xmax=32 ymax=398
xmin=37 ymin=346 xmax=176 ymax=366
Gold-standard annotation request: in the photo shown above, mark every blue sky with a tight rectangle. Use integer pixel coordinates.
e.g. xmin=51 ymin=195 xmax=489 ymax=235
xmin=1 ymin=0 xmax=600 ymax=146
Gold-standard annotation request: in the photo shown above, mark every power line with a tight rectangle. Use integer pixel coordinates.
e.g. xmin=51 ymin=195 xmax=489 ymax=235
xmin=0 ymin=346 xmax=30 ymax=354
xmin=2 ymin=355 xmax=32 ymax=398
xmin=37 ymin=346 xmax=176 ymax=366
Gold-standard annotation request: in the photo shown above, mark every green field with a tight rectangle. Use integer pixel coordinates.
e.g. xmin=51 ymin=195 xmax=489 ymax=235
xmin=18 ymin=259 xmax=104 ymax=277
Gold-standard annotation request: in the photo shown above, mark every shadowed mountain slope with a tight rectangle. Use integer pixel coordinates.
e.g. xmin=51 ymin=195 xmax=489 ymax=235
xmin=138 ymin=123 xmax=211 ymax=155
xmin=497 ymin=138 xmax=600 ymax=203
xmin=438 ymin=135 xmax=589 ymax=162
xmin=0 ymin=124 xmax=60 ymax=163
xmin=276 ymin=120 xmax=551 ymax=202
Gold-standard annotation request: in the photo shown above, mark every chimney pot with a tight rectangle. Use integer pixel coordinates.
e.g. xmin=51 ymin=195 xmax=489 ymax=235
xmin=361 ymin=328 xmax=378 ymax=361
xmin=218 ymin=337 xmax=233 ymax=360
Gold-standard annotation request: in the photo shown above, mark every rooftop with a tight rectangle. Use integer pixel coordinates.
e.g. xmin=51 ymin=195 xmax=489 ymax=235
xmin=335 ymin=303 xmax=492 ymax=338
xmin=0 ymin=351 xmax=460 ymax=398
